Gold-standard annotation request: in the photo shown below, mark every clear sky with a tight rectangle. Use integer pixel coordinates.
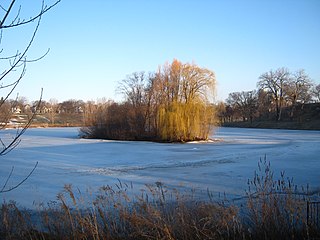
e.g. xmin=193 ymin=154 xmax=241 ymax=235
xmin=4 ymin=0 xmax=320 ymax=103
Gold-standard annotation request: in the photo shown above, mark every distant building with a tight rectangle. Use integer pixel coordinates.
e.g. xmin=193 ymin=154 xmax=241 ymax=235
xmin=11 ymin=107 xmax=22 ymax=114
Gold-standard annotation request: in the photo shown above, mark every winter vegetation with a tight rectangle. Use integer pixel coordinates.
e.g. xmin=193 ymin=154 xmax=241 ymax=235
xmin=81 ymin=59 xmax=216 ymax=142
xmin=0 ymin=158 xmax=319 ymax=239
xmin=218 ymin=68 xmax=320 ymax=129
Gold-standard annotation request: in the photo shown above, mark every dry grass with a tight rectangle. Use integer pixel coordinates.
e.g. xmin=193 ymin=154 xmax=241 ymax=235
xmin=0 ymin=159 xmax=319 ymax=240
xmin=244 ymin=157 xmax=319 ymax=239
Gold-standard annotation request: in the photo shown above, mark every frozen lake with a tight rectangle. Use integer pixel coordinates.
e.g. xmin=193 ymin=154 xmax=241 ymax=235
xmin=1 ymin=127 xmax=319 ymax=208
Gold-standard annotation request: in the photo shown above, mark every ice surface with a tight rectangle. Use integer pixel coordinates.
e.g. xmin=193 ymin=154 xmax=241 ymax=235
xmin=0 ymin=127 xmax=319 ymax=209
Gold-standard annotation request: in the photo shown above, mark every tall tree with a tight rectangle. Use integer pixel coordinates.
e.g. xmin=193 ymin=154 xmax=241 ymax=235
xmin=256 ymin=89 xmax=273 ymax=120
xmin=215 ymin=101 xmax=226 ymax=124
xmin=312 ymin=84 xmax=320 ymax=102
xmin=257 ymin=68 xmax=290 ymax=121
xmin=118 ymin=72 xmax=148 ymax=107
xmin=226 ymin=90 xmax=258 ymax=123
xmin=48 ymin=98 xmax=59 ymax=124
xmin=286 ymin=69 xmax=313 ymax=118
xmin=154 ymin=60 xmax=216 ymax=141
xmin=118 ymin=71 xmax=150 ymax=136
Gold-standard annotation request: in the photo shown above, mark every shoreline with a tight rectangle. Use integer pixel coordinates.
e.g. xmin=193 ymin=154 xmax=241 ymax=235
xmin=221 ymin=120 xmax=320 ymax=131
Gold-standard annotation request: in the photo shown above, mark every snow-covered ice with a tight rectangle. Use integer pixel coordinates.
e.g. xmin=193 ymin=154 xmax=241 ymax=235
xmin=0 ymin=127 xmax=319 ymax=208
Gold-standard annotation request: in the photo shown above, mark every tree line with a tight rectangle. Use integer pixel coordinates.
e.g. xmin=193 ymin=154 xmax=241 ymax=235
xmin=4 ymin=66 xmax=319 ymax=136
xmin=218 ymin=68 xmax=320 ymax=124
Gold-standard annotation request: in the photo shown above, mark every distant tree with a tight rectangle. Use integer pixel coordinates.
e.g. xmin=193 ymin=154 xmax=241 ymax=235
xmin=118 ymin=72 xmax=148 ymax=107
xmin=287 ymin=70 xmax=313 ymax=104
xmin=215 ymin=101 xmax=226 ymax=124
xmin=224 ymin=105 xmax=234 ymax=122
xmin=226 ymin=90 xmax=258 ymax=123
xmin=48 ymin=98 xmax=59 ymax=124
xmin=256 ymin=89 xmax=273 ymax=120
xmin=0 ymin=100 xmax=11 ymax=127
xmin=0 ymin=0 xmax=60 ymax=193
xmin=118 ymin=72 xmax=150 ymax=136
xmin=59 ymin=99 xmax=83 ymax=114
xmin=83 ymin=100 xmax=98 ymax=126
xmin=16 ymin=97 xmax=29 ymax=113
xmin=245 ymin=91 xmax=259 ymax=123
xmin=257 ymin=68 xmax=290 ymax=121
xmin=226 ymin=92 xmax=242 ymax=121
xmin=312 ymin=84 xmax=320 ymax=102
xmin=286 ymin=69 xmax=313 ymax=118
xmin=32 ymin=100 xmax=48 ymax=113
xmin=220 ymin=68 xmax=316 ymax=125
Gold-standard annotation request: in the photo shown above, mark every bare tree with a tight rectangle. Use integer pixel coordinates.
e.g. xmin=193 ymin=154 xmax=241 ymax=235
xmin=0 ymin=0 xmax=60 ymax=193
xmin=226 ymin=90 xmax=258 ymax=123
xmin=118 ymin=71 xmax=151 ymax=136
xmin=286 ymin=69 xmax=313 ymax=118
xmin=257 ymin=68 xmax=290 ymax=121
xmin=215 ymin=101 xmax=227 ymax=124
xmin=59 ymin=99 xmax=85 ymax=114
xmin=48 ymin=98 xmax=59 ymax=124
xmin=256 ymin=89 xmax=273 ymax=120
xmin=83 ymin=100 xmax=98 ymax=126
xmin=118 ymin=72 xmax=148 ymax=107
xmin=312 ymin=84 xmax=320 ymax=102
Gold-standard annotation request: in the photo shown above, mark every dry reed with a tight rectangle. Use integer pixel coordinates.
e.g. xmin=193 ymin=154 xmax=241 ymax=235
xmin=0 ymin=158 xmax=319 ymax=240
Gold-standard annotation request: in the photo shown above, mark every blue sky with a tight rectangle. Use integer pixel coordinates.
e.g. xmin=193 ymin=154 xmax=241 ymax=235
xmin=4 ymin=0 xmax=320 ymax=102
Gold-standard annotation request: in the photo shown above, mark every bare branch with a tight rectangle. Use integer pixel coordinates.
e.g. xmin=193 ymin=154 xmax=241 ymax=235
xmin=0 ymin=161 xmax=38 ymax=193
xmin=0 ymin=0 xmax=59 ymax=193
xmin=0 ymin=1 xmax=61 ymax=29
xmin=0 ymin=8 xmax=42 ymax=83
xmin=0 ymin=0 xmax=16 ymax=29
xmin=0 ymin=166 xmax=14 ymax=192
xmin=0 ymin=88 xmax=43 ymax=156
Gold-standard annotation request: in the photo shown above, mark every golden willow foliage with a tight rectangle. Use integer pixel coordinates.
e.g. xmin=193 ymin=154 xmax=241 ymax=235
xmin=82 ymin=59 xmax=217 ymax=142
xmin=153 ymin=59 xmax=216 ymax=141
xmin=158 ymin=101 xmax=215 ymax=142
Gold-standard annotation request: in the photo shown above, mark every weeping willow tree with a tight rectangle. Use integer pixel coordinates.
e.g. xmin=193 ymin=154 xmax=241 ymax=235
xmin=158 ymin=100 xmax=215 ymax=142
xmin=154 ymin=59 xmax=216 ymax=142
